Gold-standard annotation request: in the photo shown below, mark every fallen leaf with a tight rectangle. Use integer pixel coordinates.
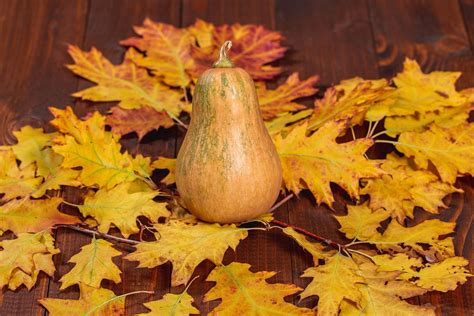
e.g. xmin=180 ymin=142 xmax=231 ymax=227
xmin=121 ymin=19 xmax=194 ymax=88
xmin=60 ymin=237 xmax=122 ymax=290
xmin=335 ymin=203 xmax=390 ymax=240
xmin=191 ymin=23 xmax=287 ymax=80
xmin=205 ymin=262 xmax=313 ymax=315
xmin=12 ymin=126 xmax=58 ymax=171
xmin=151 ymin=157 xmax=176 ymax=185
xmin=396 ymin=123 xmax=474 ymax=184
xmin=361 ymin=154 xmax=461 ymax=222
xmin=0 ymin=197 xmax=79 ymax=235
xmin=274 ymin=120 xmax=382 ymax=206
xmin=32 ymin=168 xmax=81 ymax=198
xmin=138 ymin=290 xmax=199 ymax=316
xmin=256 ymin=73 xmax=318 ymax=120
xmin=188 ymin=19 xmax=214 ymax=49
xmin=126 ymin=220 xmax=248 ymax=286
xmin=0 ymin=232 xmax=59 ymax=290
xmin=265 ymin=109 xmax=313 ymax=136
xmin=106 ymin=106 xmax=173 ymax=140
xmin=283 ymin=227 xmax=334 ymax=265
xmin=300 ymin=253 xmax=364 ymax=315
xmin=39 ymin=283 xmax=125 ymax=316
xmin=67 ymin=46 xmax=183 ymax=116
xmin=78 ymin=182 xmax=169 ymax=238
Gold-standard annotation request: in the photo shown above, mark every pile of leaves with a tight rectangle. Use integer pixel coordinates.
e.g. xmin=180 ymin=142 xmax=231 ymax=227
xmin=0 ymin=18 xmax=473 ymax=315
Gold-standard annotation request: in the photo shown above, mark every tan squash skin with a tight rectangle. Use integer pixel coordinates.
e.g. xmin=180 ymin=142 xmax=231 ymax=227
xmin=176 ymin=41 xmax=282 ymax=223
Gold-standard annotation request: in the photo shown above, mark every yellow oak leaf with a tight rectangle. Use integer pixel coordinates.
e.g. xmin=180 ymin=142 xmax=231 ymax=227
xmin=151 ymin=157 xmax=176 ymax=185
xmin=256 ymin=73 xmax=318 ymax=120
xmin=340 ymin=262 xmax=434 ymax=316
xmin=191 ymin=22 xmax=287 ymax=80
xmin=12 ymin=126 xmax=58 ymax=171
xmin=0 ymin=197 xmax=79 ymax=234
xmin=78 ymin=183 xmax=169 ymax=238
xmin=300 ymin=253 xmax=364 ymax=315
xmin=395 ymin=123 xmax=474 ymax=184
xmin=121 ymin=19 xmax=194 ymax=88
xmin=0 ymin=232 xmax=59 ymax=290
xmin=274 ymin=120 xmax=382 ymax=206
xmin=126 ymin=220 xmax=248 ymax=286
xmin=138 ymin=290 xmax=199 ymax=316
xmin=306 ymin=78 xmax=394 ymax=131
xmin=388 ymin=58 xmax=466 ymax=116
xmin=59 ymin=237 xmax=121 ymax=290
xmin=188 ymin=19 xmax=214 ymax=49
xmin=0 ymin=149 xmax=42 ymax=200
xmin=361 ymin=154 xmax=461 ymax=222
xmin=335 ymin=203 xmax=390 ymax=241
xmin=67 ymin=45 xmax=183 ymax=116
xmin=265 ymin=109 xmax=313 ymax=136
xmin=39 ymin=283 xmax=125 ymax=316
xmin=205 ymin=262 xmax=313 ymax=316
xmin=283 ymin=227 xmax=335 ymax=265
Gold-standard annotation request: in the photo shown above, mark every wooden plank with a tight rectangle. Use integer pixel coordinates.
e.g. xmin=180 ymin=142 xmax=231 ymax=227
xmin=369 ymin=0 xmax=471 ymax=80
xmin=460 ymin=0 xmax=474 ymax=52
xmin=44 ymin=1 xmax=182 ymax=315
xmin=0 ymin=0 xmax=89 ymax=315
xmin=181 ymin=1 xmax=296 ymax=313
xmin=274 ymin=0 xmax=380 ymax=309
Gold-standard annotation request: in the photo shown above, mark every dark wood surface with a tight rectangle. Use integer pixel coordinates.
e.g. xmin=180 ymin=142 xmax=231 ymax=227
xmin=0 ymin=0 xmax=472 ymax=315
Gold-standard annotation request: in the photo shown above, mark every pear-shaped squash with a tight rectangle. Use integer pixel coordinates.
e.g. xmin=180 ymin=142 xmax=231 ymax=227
xmin=176 ymin=41 xmax=282 ymax=223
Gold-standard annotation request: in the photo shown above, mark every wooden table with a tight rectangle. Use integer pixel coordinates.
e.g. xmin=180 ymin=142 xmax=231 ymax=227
xmin=0 ymin=0 xmax=472 ymax=315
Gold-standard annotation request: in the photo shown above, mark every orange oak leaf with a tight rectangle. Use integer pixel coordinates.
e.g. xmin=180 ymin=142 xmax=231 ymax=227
xmin=256 ymin=72 xmax=318 ymax=120
xmin=67 ymin=45 xmax=183 ymax=117
xmin=120 ymin=19 xmax=194 ymax=88
xmin=191 ymin=22 xmax=287 ymax=80
xmin=0 ymin=197 xmax=79 ymax=235
xmin=106 ymin=106 xmax=173 ymax=140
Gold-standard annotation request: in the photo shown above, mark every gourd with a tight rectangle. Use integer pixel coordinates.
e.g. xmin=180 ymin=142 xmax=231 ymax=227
xmin=176 ymin=41 xmax=283 ymax=223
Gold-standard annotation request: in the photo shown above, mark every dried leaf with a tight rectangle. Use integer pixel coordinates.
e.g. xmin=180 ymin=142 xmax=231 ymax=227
xmin=274 ymin=120 xmax=382 ymax=206
xmin=0 ymin=232 xmax=59 ymax=290
xmin=138 ymin=290 xmax=199 ymax=316
xmin=121 ymin=19 xmax=194 ymax=88
xmin=60 ymin=238 xmax=122 ymax=290
xmin=301 ymin=253 xmax=364 ymax=315
xmin=361 ymin=154 xmax=461 ymax=222
xmin=151 ymin=157 xmax=176 ymax=185
xmin=32 ymin=168 xmax=81 ymax=198
xmin=335 ymin=203 xmax=390 ymax=241
xmin=256 ymin=73 xmax=318 ymax=120
xmin=283 ymin=227 xmax=334 ymax=265
xmin=40 ymin=283 xmax=125 ymax=316
xmin=126 ymin=220 xmax=248 ymax=286
xmin=396 ymin=123 xmax=474 ymax=184
xmin=106 ymin=106 xmax=173 ymax=140
xmin=205 ymin=262 xmax=313 ymax=315
xmin=265 ymin=109 xmax=313 ymax=136
xmin=191 ymin=23 xmax=287 ymax=80
xmin=78 ymin=182 xmax=168 ymax=238
xmin=188 ymin=19 xmax=214 ymax=48
xmin=0 ymin=197 xmax=79 ymax=235
xmin=67 ymin=46 xmax=183 ymax=116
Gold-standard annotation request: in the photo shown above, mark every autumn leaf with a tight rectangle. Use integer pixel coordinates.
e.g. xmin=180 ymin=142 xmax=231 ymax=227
xmin=335 ymin=203 xmax=390 ymax=241
xmin=340 ymin=261 xmax=434 ymax=316
xmin=300 ymin=253 xmax=365 ymax=315
xmin=0 ymin=149 xmax=42 ymax=200
xmin=32 ymin=168 xmax=81 ymax=198
xmin=12 ymin=126 xmax=58 ymax=172
xmin=274 ymin=120 xmax=382 ymax=206
xmin=256 ymin=73 xmax=318 ymax=120
xmin=361 ymin=154 xmax=461 ymax=222
xmin=188 ymin=19 xmax=214 ymax=48
xmin=283 ymin=227 xmax=334 ymax=264
xmin=120 ymin=19 xmax=194 ymax=88
xmin=60 ymin=237 xmax=121 ymax=290
xmin=67 ymin=45 xmax=183 ymax=116
xmin=395 ymin=123 xmax=474 ymax=184
xmin=39 ymin=283 xmax=125 ymax=316
xmin=138 ymin=288 xmax=199 ymax=316
xmin=106 ymin=106 xmax=173 ymax=140
xmin=265 ymin=109 xmax=313 ymax=136
xmin=0 ymin=197 xmax=79 ymax=235
xmin=78 ymin=182 xmax=169 ymax=238
xmin=151 ymin=157 xmax=176 ymax=185
xmin=205 ymin=262 xmax=313 ymax=315
xmin=191 ymin=22 xmax=287 ymax=80
xmin=126 ymin=220 xmax=248 ymax=286
xmin=0 ymin=232 xmax=59 ymax=290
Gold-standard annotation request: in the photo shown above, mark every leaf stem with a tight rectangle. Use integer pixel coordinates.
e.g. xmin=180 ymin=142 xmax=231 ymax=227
xmin=85 ymin=290 xmax=154 ymax=316
xmin=55 ymin=224 xmax=139 ymax=245
xmin=268 ymin=193 xmax=294 ymax=213
xmin=374 ymin=139 xmax=398 ymax=145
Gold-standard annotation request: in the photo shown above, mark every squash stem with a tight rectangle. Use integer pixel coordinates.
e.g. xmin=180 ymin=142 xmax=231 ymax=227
xmin=213 ymin=40 xmax=234 ymax=68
